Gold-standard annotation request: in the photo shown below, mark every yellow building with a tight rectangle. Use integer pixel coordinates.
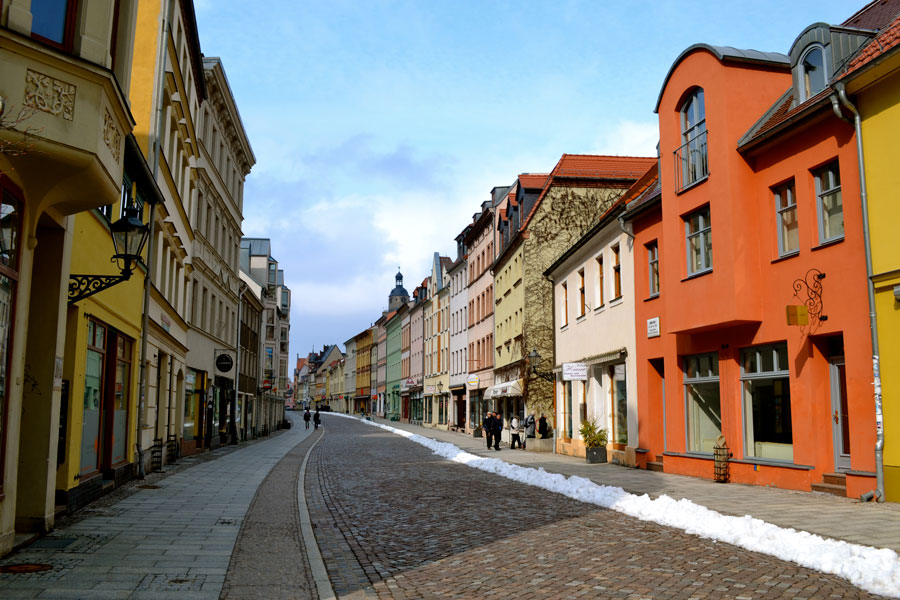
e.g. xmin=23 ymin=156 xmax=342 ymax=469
xmin=423 ymin=254 xmax=451 ymax=429
xmin=129 ymin=0 xmax=203 ymax=464
xmin=0 ymin=2 xmax=139 ymax=553
xmin=354 ymin=328 xmax=374 ymax=413
xmin=843 ymin=16 xmax=900 ymax=501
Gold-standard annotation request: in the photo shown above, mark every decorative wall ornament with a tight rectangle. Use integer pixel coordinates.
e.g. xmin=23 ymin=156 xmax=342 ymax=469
xmin=792 ymin=268 xmax=827 ymax=335
xmin=102 ymin=109 xmax=121 ymax=156
xmin=24 ymin=69 xmax=75 ymax=120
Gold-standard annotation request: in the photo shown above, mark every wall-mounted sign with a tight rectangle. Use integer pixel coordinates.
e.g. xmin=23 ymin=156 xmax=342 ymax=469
xmin=562 ymin=363 xmax=587 ymax=381
xmin=216 ymin=353 xmax=234 ymax=373
xmin=785 ymin=305 xmax=809 ymax=326
xmin=466 ymin=373 xmax=479 ymax=387
xmin=647 ymin=317 xmax=660 ymax=338
xmin=425 ymin=385 xmax=435 ymax=393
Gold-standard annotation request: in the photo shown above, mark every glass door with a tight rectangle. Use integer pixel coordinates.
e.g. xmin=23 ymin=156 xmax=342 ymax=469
xmin=80 ymin=322 xmax=105 ymax=477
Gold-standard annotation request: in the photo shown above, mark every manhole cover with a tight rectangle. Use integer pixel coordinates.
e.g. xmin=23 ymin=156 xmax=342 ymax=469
xmin=0 ymin=564 xmax=53 ymax=574
xmin=137 ymin=485 xmax=160 ymax=489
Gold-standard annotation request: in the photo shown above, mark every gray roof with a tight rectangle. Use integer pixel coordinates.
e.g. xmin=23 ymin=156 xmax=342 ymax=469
xmin=241 ymin=237 xmax=272 ymax=258
xmin=654 ymin=44 xmax=790 ymax=113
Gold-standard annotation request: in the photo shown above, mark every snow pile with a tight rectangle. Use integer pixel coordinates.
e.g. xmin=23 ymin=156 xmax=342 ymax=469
xmin=334 ymin=413 xmax=900 ymax=597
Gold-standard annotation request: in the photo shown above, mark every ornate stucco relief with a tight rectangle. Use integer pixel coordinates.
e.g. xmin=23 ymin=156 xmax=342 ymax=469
xmin=24 ymin=69 xmax=75 ymax=120
xmin=103 ymin=109 xmax=121 ymax=156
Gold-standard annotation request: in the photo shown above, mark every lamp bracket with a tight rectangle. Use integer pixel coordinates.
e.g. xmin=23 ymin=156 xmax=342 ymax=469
xmin=531 ymin=367 xmax=555 ymax=383
xmin=68 ymin=273 xmax=130 ymax=304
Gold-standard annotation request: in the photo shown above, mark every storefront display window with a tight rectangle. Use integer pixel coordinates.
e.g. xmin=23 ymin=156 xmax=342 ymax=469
xmin=684 ymin=352 xmax=720 ymax=454
xmin=742 ymin=344 xmax=792 ymax=461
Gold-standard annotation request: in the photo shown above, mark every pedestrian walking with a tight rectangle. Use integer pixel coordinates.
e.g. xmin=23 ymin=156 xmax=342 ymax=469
xmin=313 ymin=408 xmax=321 ymax=430
xmin=538 ymin=414 xmax=550 ymax=439
xmin=491 ymin=411 xmax=503 ymax=450
xmin=510 ymin=414 xmax=523 ymax=449
xmin=483 ymin=411 xmax=494 ymax=450
xmin=303 ymin=408 xmax=311 ymax=430
xmin=524 ymin=413 xmax=536 ymax=449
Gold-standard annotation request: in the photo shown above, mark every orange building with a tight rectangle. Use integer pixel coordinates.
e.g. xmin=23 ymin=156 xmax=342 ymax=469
xmin=632 ymin=4 xmax=890 ymax=500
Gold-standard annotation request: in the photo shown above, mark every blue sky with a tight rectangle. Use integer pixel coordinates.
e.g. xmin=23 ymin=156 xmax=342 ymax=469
xmin=194 ymin=0 xmax=859 ymax=360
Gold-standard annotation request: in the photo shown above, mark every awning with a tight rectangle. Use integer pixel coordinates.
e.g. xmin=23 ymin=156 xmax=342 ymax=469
xmin=488 ymin=379 xmax=524 ymax=398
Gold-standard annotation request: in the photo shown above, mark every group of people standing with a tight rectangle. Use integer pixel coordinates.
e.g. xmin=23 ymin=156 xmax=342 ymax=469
xmin=483 ymin=411 xmax=549 ymax=451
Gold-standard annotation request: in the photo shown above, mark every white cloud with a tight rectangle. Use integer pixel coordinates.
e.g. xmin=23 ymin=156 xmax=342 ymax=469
xmin=593 ymin=119 xmax=659 ymax=157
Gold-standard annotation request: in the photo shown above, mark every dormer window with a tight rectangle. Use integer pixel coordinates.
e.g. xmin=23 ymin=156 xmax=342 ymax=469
xmin=800 ymin=45 xmax=826 ymax=100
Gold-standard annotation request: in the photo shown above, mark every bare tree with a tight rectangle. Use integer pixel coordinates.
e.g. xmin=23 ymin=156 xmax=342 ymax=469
xmin=0 ymin=101 xmax=40 ymax=162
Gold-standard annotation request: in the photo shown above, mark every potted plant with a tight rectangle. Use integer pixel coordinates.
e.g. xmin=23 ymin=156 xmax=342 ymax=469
xmin=579 ymin=419 xmax=608 ymax=464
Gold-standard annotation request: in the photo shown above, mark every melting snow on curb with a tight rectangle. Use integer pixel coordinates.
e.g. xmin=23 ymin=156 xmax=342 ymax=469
xmin=336 ymin=413 xmax=900 ymax=598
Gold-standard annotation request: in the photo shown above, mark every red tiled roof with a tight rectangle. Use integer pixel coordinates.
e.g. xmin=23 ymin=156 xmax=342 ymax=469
xmin=844 ymin=13 xmax=900 ymax=76
xmin=842 ymin=0 xmax=900 ymax=30
xmin=741 ymin=87 xmax=832 ymax=148
xmin=518 ymin=173 xmax=549 ymax=189
xmin=553 ymin=154 xmax=657 ymax=180
xmin=520 ymin=154 xmax=655 ymax=229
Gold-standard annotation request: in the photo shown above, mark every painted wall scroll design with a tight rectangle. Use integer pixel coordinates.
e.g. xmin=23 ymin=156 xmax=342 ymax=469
xmin=24 ymin=69 xmax=76 ymax=120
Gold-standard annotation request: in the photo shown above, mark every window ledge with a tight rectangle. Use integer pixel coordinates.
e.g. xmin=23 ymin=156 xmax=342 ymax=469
xmin=675 ymin=174 xmax=710 ymax=195
xmin=610 ymin=296 xmax=624 ymax=307
xmin=594 ymin=304 xmax=605 ymax=313
xmin=811 ymin=237 xmax=845 ymax=252
xmin=560 ymin=324 xmax=569 ymax=332
xmin=576 ymin=314 xmax=587 ymax=323
xmin=681 ymin=269 xmax=712 ymax=282
xmin=663 ymin=450 xmax=712 ymax=460
xmin=729 ymin=457 xmax=813 ymax=470
xmin=771 ymin=251 xmax=800 ymax=264
xmin=644 ymin=293 xmax=660 ymax=302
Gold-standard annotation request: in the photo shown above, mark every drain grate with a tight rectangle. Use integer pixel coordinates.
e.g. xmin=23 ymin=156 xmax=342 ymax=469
xmin=137 ymin=484 xmax=161 ymax=490
xmin=216 ymin=517 xmax=237 ymax=526
xmin=0 ymin=563 xmax=53 ymax=574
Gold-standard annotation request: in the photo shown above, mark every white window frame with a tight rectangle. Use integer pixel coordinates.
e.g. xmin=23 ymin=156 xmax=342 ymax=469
xmin=814 ymin=161 xmax=843 ymax=243
xmin=774 ymin=181 xmax=799 ymax=256
xmin=799 ymin=44 xmax=828 ymax=102
xmin=647 ymin=242 xmax=659 ymax=297
xmin=683 ymin=352 xmax=721 ymax=455
xmin=741 ymin=343 xmax=793 ymax=462
xmin=685 ymin=206 xmax=712 ymax=276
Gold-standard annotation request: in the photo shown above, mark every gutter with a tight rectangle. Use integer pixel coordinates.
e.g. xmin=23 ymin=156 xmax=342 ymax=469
xmin=835 ymin=82 xmax=884 ymax=503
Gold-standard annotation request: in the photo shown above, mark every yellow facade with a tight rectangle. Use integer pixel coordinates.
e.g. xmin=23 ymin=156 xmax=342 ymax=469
xmin=59 ymin=201 xmax=147 ymax=504
xmin=494 ymin=242 xmax=524 ymax=370
xmin=853 ymin=54 xmax=900 ymax=502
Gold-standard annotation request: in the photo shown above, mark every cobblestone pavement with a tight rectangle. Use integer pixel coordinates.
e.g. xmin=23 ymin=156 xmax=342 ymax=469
xmin=307 ymin=415 xmax=888 ymax=599
xmin=0 ymin=416 xmax=311 ymax=599
xmin=374 ymin=417 xmax=900 ymax=553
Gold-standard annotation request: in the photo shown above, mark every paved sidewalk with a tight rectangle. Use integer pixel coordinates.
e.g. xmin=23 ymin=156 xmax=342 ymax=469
xmin=372 ymin=417 xmax=900 ymax=553
xmin=0 ymin=416 xmax=312 ymax=599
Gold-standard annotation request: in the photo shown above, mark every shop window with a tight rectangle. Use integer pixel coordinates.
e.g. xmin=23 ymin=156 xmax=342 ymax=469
xmin=683 ymin=352 xmax=720 ymax=454
xmin=741 ymin=344 xmax=792 ymax=461
xmin=610 ymin=364 xmax=628 ymax=449
xmin=815 ymin=161 xmax=843 ymax=243
xmin=774 ymin=181 xmax=798 ymax=256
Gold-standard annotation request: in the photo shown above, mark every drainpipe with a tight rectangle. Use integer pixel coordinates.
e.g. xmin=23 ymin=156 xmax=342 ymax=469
xmin=617 ymin=214 xmax=635 ymax=239
xmin=234 ymin=283 xmax=245 ymax=440
xmin=835 ymin=82 xmax=884 ymax=503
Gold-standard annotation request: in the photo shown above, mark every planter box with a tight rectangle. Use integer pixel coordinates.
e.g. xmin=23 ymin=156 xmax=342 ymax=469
xmin=526 ymin=437 xmax=554 ymax=453
xmin=586 ymin=446 xmax=608 ymax=464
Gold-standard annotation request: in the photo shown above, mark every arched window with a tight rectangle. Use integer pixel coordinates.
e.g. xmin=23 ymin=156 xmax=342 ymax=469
xmin=800 ymin=46 xmax=826 ymax=100
xmin=676 ymin=88 xmax=708 ymax=191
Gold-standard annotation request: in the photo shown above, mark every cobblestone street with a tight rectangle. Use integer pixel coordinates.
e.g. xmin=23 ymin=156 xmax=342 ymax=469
xmin=0 ymin=413 xmax=893 ymax=599
xmin=306 ymin=416 xmax=888 ymax=599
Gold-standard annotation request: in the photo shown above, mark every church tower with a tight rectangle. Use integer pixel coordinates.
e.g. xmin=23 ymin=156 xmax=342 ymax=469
xmin=388 ymin=269 xmax=409 ymax=311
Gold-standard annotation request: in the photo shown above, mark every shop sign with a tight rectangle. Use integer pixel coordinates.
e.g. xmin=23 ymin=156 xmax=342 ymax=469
xmin=562 ymin=363 xmax=587 ymax=381
xmin=425 ymin=385 xmax=435 ymax=393
xmin=216 ymin=353 xmax=234 ymax=373
xmin=466 ymin=373 xmax=479 ymax=387
xmin=161 ymin=313 xmax=172 ymax=332
xmin=785 ymin=305 xmax=809 ymax=326
xmin=647 ymin=317 xmax=660 ymax=338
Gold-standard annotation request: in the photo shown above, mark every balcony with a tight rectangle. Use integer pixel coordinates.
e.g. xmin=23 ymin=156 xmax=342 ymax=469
xmin=674 ymin=129 xmax=709 ymax=192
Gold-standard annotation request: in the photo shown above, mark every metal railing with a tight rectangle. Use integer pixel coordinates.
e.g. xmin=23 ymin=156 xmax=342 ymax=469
xmin=674 ymin=129 xmax=709 ymax=192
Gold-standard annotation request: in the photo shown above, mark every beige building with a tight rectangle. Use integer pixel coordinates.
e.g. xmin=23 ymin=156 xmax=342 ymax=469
xmin=0 ymin=1 xmax=141 ymax=554
xmin=545 ymin=167 xmax=659 ymax=464
xmin=185 ymin=57 xmax=254 ymax=451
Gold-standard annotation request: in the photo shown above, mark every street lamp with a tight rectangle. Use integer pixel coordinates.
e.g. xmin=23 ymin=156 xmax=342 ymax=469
xmin=437 ymin=381 xmax=443 ymax=394
xmin=528 ymin=348 xmax=555 ymax=382
xmin=68 ymin=205 xmax=150 ymax=303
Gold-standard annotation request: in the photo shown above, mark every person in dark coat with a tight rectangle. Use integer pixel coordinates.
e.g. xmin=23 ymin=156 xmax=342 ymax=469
xmin=313 ymin=408 xmax=321 ymax=430
xmin=303 ymin=408 xmax=312 ymax=430
xmin=482 ymin=411 xmax=494 ymax=449
xmin=491 ymin=412 xmax=503 ymax=450
xmin=538 ymin=414 xmax=550 ymax=439
xmin=524 ymin=413 xmax=536 ymax=449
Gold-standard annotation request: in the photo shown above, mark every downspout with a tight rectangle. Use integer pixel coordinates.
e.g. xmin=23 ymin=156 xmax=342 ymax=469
xmin=135 ymin=0 xmax=174 ymax=478
xmin=835 ymin=82 xmax=884 ymax=502
xmin=617 ymin=214 xmax=635 ymax=239
xmin=167 ymin=354 xmax=174 ymax=447
xmin=234 ymin=283 xmax=244 ymax=440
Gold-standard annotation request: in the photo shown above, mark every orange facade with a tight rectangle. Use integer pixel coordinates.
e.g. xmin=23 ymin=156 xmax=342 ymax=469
xmin=633 ymin=46 xmax=877 ymax=498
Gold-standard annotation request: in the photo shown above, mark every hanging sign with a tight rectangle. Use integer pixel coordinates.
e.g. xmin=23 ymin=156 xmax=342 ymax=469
xmin=562 ymin=363 xmax=587 ymax=381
